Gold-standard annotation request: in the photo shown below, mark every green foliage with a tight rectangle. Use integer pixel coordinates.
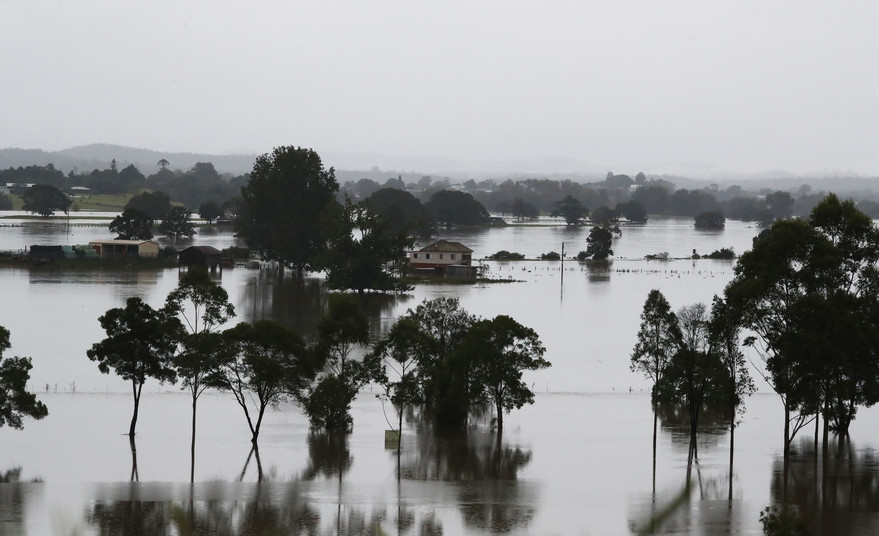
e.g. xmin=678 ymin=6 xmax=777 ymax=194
xmin=109 ymin=208 xmax=154 ymax=240
xmin=221 ymin=246 xmax=251 ymax=259
xmin=489 ymin=250 xmax=525 ymax=260
xmin=426 ymin=190 xmax=490 ymax=226
xmin=759 ymin=505 xmax=808 ymax=536
xmin=236 ymin=146 xmax=339 ymax=274
xmin=585 ymin=227 xmax=614 ymax=260
xmin=305 ymin=295 xmax=382 ymax=431
xmin=0 ymin=193 xmax=12 ymax=211
xmin=21 ymin=184 xmax=71 ymax=217
xmin=0 ymin=325 xmax=48 ymax=430
xmin=590 ymin=205 xmax=618 ymax=226
xmin=159 ymin=205 xmax=196 ymax=240
xmin=551 ymin=195 xmax=588 ymax=225
xmin=364 ymin=187 xmax=435 ymax=238
xmin=694 ymin=211 xmax=725 ymax=229
xmin=455 ymin=315 xmax=549 ymax=430
xmin=540 ymin=251 xmax=560 ymax=260
xmin=87 ymin=297 xmax=182 ymax=436
xmin=616 ymin=200 xmax=648 ymax=223
xmin=631 ymin=290 xmax=682 ymax=398
xmin=213 ymin=320 xmax=315 ymax=444
xmin=125 ymin=190 xmax=172 ymax=220
xmin=511 ymin=197 xmax=539 ymax=221
xmin=705 ymin=247 xmax=736 ymax=260
xmin=320 ymin=201 xmax=414 ymax=293
xmin=197 ymin=200 xmax=223 ymax=223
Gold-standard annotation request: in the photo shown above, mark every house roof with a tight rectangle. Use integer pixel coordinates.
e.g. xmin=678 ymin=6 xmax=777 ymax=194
xmin=180 ymin=246 xmax=223 ymax=255
xmin=89 ymin=240 xmax=158 ymax=246
xmin=417 ymin=240 xmax=472 ymax=253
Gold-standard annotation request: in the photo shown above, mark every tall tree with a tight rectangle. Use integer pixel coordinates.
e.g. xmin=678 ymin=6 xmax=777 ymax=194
xmin=584 ymin=227 xmax=614 ymax=260
xmin=197 ymin=201 xmax=223 ymax=224
xmin=165 ymin=267 xmax=236 ymax=481
xmin=707 ymin=295 xmax=755 ymax=500
xmin=630 ymin=289 xmax=682 ymax=493
xmin=303 ymin=294 xmax=381 ymax=431
xmin=551 ymin=195 xmax=588 ymax=225
xmin=425 ymin=190 xmax=490 ymax=226
xmin=125 ymin=190 xmax=172 ymax=220
xmin=212 ymin=320 xmax=316 ymax=446
xmin=109 ymin=208 xmax=154 ymax=240
xmin=159 ymin=205 xmax=196 ymax=241
xmin=236 ymin=146 xmax=339 ymax=276
xmin=320 ymin=201 xmax=414 ymax=294
xmin=456 ymin=315 xmax=549 ymax=432
xmin=87 ymin=297 xmax=182 ymax=436
xmin=21 ymin=184 xmax=71 ymax=217
xmin=0 ymin=326 xmax=48 ymax=430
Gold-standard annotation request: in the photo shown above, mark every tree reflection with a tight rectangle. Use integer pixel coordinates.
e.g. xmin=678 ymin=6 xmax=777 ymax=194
xmin=398 ymin=411 xmax=536 ymax=533
xmin=769 ymin=436 xmax=879 ymax=535
xmin=0 ymin=468 xmax=28 ymax=536
xmin=656 ymin=401 xmax=730 ymax=455
xmin=301 ymin=430 xmax=352 ymax=481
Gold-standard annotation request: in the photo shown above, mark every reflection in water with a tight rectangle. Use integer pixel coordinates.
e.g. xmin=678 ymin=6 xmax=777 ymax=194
xmin=770 ymin=436 xmax=879 ymax=535
xmin=238 ymin=271 xmax=407 ymax=342
xmin=0 ymin=468 xmax=34 ymax=536
xmin=399 ymin=412 xmax=537 ymax=533
xmin=302 ymin=431 xmax=352 ymax=481
xmin=656 ymin=402 xmax=730 ymax=454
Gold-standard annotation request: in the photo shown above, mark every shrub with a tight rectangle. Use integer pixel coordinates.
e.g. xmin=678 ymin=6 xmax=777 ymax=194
xmin=489 ymin=250 xmax=525 ymax=260
xmin=705 ymin=247 xmax=735 ymax=260
xmin=540 ymin=251 xmax=560 ymax=260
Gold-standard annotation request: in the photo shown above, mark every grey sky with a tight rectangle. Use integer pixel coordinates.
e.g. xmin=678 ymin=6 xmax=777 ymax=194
xmin=2 ymin=1 xmax=877 ymax=176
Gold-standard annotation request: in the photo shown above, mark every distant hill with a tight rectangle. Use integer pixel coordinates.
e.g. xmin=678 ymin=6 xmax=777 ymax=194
xmin=0 ymin=144 xmax=258 ymax=175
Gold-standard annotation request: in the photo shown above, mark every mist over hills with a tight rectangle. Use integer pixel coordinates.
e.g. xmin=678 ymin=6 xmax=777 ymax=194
xmin=2 ymin=144 xmax=879 ymax=196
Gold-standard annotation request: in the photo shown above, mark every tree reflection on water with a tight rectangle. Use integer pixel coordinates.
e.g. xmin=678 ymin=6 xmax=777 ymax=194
xmin=398 ymin=408 xmax=537 ymax=533
xmin=770 ymin=435 xmax=879 ymax=535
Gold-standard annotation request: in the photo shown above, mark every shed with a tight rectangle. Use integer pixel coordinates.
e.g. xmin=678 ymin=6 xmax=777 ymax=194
xmin=178 ymin=245 xmax=224 ymax=269
xmin=89 ymin=240 xmax=159 ymax=258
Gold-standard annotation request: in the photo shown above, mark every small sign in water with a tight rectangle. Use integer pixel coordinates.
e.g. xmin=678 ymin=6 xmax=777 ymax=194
xmin=384 ymin=429 xmax=400 ymax=450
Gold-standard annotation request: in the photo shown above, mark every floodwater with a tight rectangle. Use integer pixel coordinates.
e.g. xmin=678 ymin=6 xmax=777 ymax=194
xmin=0 ymin=215 xmax=875 ymax=534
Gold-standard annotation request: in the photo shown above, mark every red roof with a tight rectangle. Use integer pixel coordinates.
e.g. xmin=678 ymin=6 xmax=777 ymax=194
xmin=417 ymin=240 xmax=472 ymax=253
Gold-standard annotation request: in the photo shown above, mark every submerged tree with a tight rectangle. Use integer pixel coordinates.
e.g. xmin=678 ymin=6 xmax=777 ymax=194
xmin=87 ymin=297 xmax=181 ymax=436
xmin=109 ymin=208 xmax=154 ymax=240
xmin=303 ymin=294 xmax=381 ymax=431
xmin=584 ymin=227 xmax=614 ymax=260
xmin=0 ymin=326 xmax=48 ymax=430
xmin=630 ymin=289 xmax=682 ymax=492
xmin=21 ymin=184 xmax=71 ymax=217
xmin=159 ymin=205 xmax=196 ymax=241
xmin=212 ymin=320 xmax=316 ymax=446
xmin=456 ymin=315 xmax=549 ymax=432
xmin=236 ymin=146 xmax=339 ymax=276
xmin=551 ymin=195 xmax=588 ymax=225
xmin=165 ymin=267 xmax=236 ymax=481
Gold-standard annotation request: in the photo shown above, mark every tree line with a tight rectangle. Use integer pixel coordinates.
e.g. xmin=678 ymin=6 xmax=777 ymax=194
xmin=631 ymin=193 xmax=879 ymax=503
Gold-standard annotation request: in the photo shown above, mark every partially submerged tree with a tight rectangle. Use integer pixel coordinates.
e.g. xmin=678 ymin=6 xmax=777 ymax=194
xmin=109 ymin=208 xmax=154 ymax=240
xmin=165 ymin=267 xmax=236 ymax=481
xmin=456 ymin=315 xmax=549 ymax=432
xmin=87 ymin=297 xmax=181 ymax=436
xmin=212 ymin=320 xmax=316 ymax=446
xmin=304 ymin=294 xmax=381 ymax=431
xmin=630 ymin=289 xmax=682 ymax=492
xmin=0 ymin=326 xmax=48 ymax=430
xmin=551 ymin=195 xmax=588 ymax=225
xmin=236 ymin=146 xmax=340 ymax=276
xmin=584 ymin=227 xmax=614 ymax=260
xmin=21 ymin=184 xmax=71 ymax=217
xmin=159 ymin=205 xmax=196 ymax=241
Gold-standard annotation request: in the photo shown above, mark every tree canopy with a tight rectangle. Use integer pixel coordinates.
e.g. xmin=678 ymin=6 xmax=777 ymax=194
xmin=584 ymin=227 xmax=614 ymax=260
xmin=21 ymin=184 xmax=71 ymax=217
xmin=551 ymin=195 xmax=588 ymax=225
xmin=425 ymin=190 xmax=490 ymax=226
xmin=109 ymin=208 xmax=154 ymax=240
xmin=236 ymin=146 xmax=339 ymax=275
xmin=0 ymin=326 xmax=48 ymax=430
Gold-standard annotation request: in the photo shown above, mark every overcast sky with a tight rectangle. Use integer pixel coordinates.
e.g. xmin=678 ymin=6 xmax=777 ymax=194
xmin=2 ymin=1 xmax=878 ymax=176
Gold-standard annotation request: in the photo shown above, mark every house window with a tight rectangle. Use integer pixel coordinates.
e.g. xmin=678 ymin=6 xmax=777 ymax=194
xmin=439 ymin=254 xmax=444 ymax=259
xmin=413 ymin=253 xmax=419 ymax=259
xmin=426 ymin=253 xmax=431 ymax=259
xmin=451 ymin=254 xmax=456 ymax=260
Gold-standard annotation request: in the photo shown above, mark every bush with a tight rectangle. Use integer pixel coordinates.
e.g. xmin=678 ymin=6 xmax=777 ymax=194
xmin=759 ymin=505 xmax=808 ymax=536
xmin=489 ymin=250 xmax=525 ymax=260
xmin=540 ymin=251 xmax=560 ymax=260
xmin=645 ymin=252 xmax=670 ymax=261
xmin=159 ymin=246 xmax=178 ymax=259
xmin=705 ymin=247 xmax=735 ymax=260
xmin=576 ymin=251 xmax=589 ymax=261
xmin=694 ymin=211 xmax=725 ymax=229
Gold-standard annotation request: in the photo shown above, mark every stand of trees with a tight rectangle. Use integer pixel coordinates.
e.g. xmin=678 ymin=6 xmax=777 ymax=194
xmin=0 ymin=325 xmax=48 ymax=431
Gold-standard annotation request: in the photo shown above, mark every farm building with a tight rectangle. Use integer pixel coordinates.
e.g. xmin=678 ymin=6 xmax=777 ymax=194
xmin=88 ymin=240 xmax=159 ymax=258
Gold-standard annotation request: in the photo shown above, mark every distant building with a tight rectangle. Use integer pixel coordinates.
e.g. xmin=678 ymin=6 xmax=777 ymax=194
xmin=178 ymin=245 xmax=224 ymax=270
xmin=409 ymin=240 xmax=473 ymax=271
xmin=88 ymin=240 xmax=159 ymax=258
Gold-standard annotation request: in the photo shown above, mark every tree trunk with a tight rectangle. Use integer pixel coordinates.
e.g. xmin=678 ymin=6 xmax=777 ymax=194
xmin=783 ymin=404 xmax=791 ymax=501
xmin=652 ymin=406 xmax=658 ymax=496
xmin=129 ymin=380 xmax=142 ymax=437
xmin=190 ymin=391 xmax=197 ymax=483
xmin=129 ymin=436 xmax=139 ymax=482
xmin=496 ymin=401 xmax=504 ymax=432
xmin=728 ymin=410 xmax=735 ymax=502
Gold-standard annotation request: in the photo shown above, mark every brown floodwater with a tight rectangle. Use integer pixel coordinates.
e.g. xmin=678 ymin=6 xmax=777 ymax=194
xmin=1 ymin=215 xmax=875 ymax=534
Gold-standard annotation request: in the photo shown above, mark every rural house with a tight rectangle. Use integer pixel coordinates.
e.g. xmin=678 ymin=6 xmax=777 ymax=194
xmin=408 ymin=240 xmax=474 ymax=274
